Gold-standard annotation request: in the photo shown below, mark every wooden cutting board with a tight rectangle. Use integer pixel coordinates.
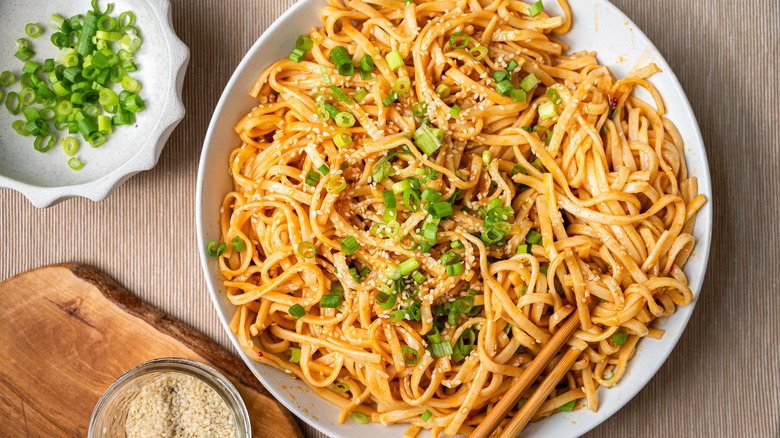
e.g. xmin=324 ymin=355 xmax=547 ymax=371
xmin=0 ymin=263 xmax=302 ymax=438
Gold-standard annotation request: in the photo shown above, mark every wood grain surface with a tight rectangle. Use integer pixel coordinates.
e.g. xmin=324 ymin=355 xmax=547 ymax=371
xmin=0 ymin=264 xmax=301 ymax=438
xmin=0 ymin=1 xmax=778 ymax=437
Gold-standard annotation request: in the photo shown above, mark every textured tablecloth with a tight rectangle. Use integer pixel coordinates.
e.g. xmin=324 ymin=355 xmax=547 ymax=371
xmin=1 ymin=1 xmax=778 ymax=437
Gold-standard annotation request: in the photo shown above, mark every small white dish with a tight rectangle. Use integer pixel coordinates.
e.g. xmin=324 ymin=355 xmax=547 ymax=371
xmin=197 ymin=1 xmax=713 ymax=437
xmin=0 ymin=0 xmax=188 ymax=208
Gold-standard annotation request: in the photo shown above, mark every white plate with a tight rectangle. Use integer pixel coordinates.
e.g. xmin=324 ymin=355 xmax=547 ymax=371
xmin=0 ymin=0 xmax=188 ymax=208
xmin=196 ymin=1 xmax=713 ymax=436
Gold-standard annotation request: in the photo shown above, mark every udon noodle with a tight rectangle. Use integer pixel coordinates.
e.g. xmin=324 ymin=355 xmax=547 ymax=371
xmin=216 ymin=0 xmax=707 ymax=436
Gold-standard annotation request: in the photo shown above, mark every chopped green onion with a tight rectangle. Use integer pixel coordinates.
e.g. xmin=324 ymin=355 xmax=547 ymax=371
xmin=97 ymin=115 xmax=112 ymax=134
xmin=232 ymin=237 xmax=245 ymax=252
xmin=376 ymin=292 xmax=397 ymax=309
xmin=449 ymin=105 xmax=462 ymax=117
xmin=435 ymin=83 xmax=450 ymax=98
xmin=330 ymin=85 xmax=353 ymax=104
xmin=333 ymin=382 xmax=350 ymax=393
xmin=318 ymin=164 xmax=330 ymax=176
xmin=334 ymin=132 xmax=352 ymax=148
xmin=288 ymin=347 xmax=301 ymax=364
xmin=23 ymin=61 xmax=41 ymax=75
xmin=289 ymin=48 xmax=306 ymax=62
xmin=382 ymin=190 xmax=397 ymax=209
xmin=538 ymin=101 xmax=557 ymax=120
xmin=449 ymin=32 xmax=469 ymax=49
xmin=421 ymin=187 xmax=442 ymax=202
xmin=439 ymin=251 xmax=462 ymax=266
xmin=296 ymin=35 xmax=313 ymax=51
xmin=517 ymin=397 xmax=528 ymax=409
xmin=386 ymin=50 xmax=404 ymax=70
xmin=288 ymin=304 xmax=306 ymax=319
xmin=320 ymin=66 xmax=332 ymax=85
xmin=320 ymin=294 xmax=342 ymax=309
xmin=326 ymin=177 xmax=347 ymax=193
xmin=534 ymin=125 xmax=552 ymax=145
xmin=359 ymin=54 xmax=375 ymax=73
xmin=422 ymin=222 xmax=438 ymax=243
xmin=119 ymin=34 xmax=142 ymax=52
xmin=398 ymin=257 xmax=420 ymax=275
xmin=421 ymin=410 xmax=432 ymax=422
xmin=511 ymin=88 xmax=526 ymax=103
xmin=0 ymin=71 xmax=16 ymax=87
xmin=520 ymin=73 xmax=539 ymax=91
xmin=429 ymin=340 xmax=453 ymax=358
xmin=493 ymin=71 xmax=511 ymax=83
xmin=507 ymin=59 xmax=519 ymax=71
xmin=297 ymin=241 xmax=316 ymax=259
xmin=304 ymin=170 xmax=321 ymax=186
xmin=351 ymin=412 xmax=369 ymax=424
xmin=403 ymin=188 xmax=421 ymax=212
xmin=5 ymin=92 xmax=20 ymax=115
xmin=33 ymin=134 xmax=55 ymax=152
xmin=382 ymin=92 xmax=398 ymax=107
xmin=613 ymin=331 xmax=627 ymax=346
xmin=412 ymin=124 xmax=442 ymax=156
xmin=121 ymin=75 xmax=141 ymax=93
xmin=528 ymin=1 xmax=544 ymax=17
xmin=399 ymin=234 xmax=417 ymax=250
xmin=26 ymin=23 xmax=43 ymax=38
xmin=557 ymin=397 xmax=576 ymax=411
xmin=496 ymin=80 xmax=514 ymax=96
xmin=335 ymin=111 xmax=355 ymax=127
xmin=392 ymin=180 xmax=412 ymax=194
xmin=454 ymin=296 xmax=473 ymax=312
xmin=546 ymin=87 xmax=562 ymax=104
xmin=412 ymin=101 xmax=427 ymax=117
xmin=430 ymin=201 xmax=454 ymax=218
xmin=340 ymin=236 xmax=360 ymax=255
xmin=539 ymin=265 xmax=549 ymax=275
xmin=469 ymin=46 xmax=488 ymax=61
xmin=354 ymin=88 xmax=367 ymax=102
xmin=119 ymin=11 xmax=135 ymax=30
xmin=446 ymin=263 xmax=463 ymax=276
xmin=15 ymin=48 xmax=35 ymax=62
xmin=207 ymin=240 xmax=226 ymax=257
xmin=393 ymin=76 xmax=411 ymax=95
xmin=329 ymin=46 xmax=354 ymax=76
xmin=412 ymin=271 xmax=426 ymax=284
xmin=12 ymin=120 xmax=29 ymax=136
xmin=68 ymin=157 xmax=84 ymax=170
xmin=526 ymin=230 xmax=542 ymax=245
xmin=401 ymin=346 xmax=420 ymax=364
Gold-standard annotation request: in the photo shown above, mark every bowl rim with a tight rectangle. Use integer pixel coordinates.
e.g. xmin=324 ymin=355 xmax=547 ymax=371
xmin=196 ymin=0 xmax=713 ymax=436
xmin=0 ymin=0 xmax=189 ymax=208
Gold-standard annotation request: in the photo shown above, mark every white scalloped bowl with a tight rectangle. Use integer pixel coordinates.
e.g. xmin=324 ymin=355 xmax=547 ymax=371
xmin=0 ymin=0 xmax=188 ymax=208
xmin=197 ymin=1 xmax=712 ymax=437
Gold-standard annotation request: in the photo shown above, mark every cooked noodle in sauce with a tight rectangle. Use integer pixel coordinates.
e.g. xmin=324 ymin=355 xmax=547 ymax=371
xmin=215 ymin=0 xmax=707 ymax=435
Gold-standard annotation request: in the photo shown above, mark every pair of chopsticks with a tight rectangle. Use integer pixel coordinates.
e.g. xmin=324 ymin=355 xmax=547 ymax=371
xmin=471 ymin=299 xmax=594 ymax=438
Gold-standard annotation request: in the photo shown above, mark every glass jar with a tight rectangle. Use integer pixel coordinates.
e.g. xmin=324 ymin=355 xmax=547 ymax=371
xmin=88 ymin=357 xmax=251 ymax=438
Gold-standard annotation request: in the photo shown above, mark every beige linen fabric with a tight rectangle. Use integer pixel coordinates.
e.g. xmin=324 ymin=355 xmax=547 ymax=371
xmin=1 ymin=1 xmax=777 ymax=436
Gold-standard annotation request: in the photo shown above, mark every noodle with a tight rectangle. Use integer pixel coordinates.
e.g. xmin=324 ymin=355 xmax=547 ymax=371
xmin=215 ymin=0 xmax=707 ymax=436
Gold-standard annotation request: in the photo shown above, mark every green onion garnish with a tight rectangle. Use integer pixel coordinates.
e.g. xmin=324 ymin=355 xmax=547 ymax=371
xmin=526 ymin=229 xmax=542 ymax=245
xmin=403 ymin=188 xmax=421 ymax=212
xmin=520 ymin=73 xmax=539 ymax=91
xmin=435 ymin=83 xmax=450 ymax=98
xmin=538 ymin=101 xmax=557 ymax=120
xmin=333 ymin=382 xmax=350 ymax=392
xmin=334 ymin=132 xmax=352 ymax=148
xmin=412 ymin=101 xmax=427 ymax=117
xmin=288 ymin=304 xmax=306 ymax=319
xmin=287 ymin=347 xmax=301 ymax=364
xmin=546 ymin=87 xmax=562 ymax=104
xmin=232 ymin=237 xmax=245 ymax=252
xmin=534 ymin=125 xmax=552 ymax=145
xmin=351 ymin=412 xmax=369 ymax=424
xmin=449 ymin=105 xmax=462 ymax=117
xmin=428 ymin=340 xmax=453 ymax=358
xmin=339 ymin=236 xmax=360 ymax=255
xmin=401 ymin=346 xmax=420 ymax=364
xmin=67 ymin=157 xmax=84 ymax=170
xmin=0 ymin=71 xmax=16 ymax=87
xmin=335 ymin=111 xmax=355 ymax=127
xmin=376 ymin=292 xmax=397 ymax=309
xmin=451 ymin=240 xmax=464 ymax=249
xmin=422 ymin=222 xmax=438 ymax=243
xmin=469 ymin=46 xmax=488 ymax=61
xmin=412 ymin=124 xmax=442 ymax=156
xmin=304 ymin=170 xmax=321 ymax=186
xmin=493 ymin=70 xmax=510 ymax=83
xmin=297 ymin=241 xmax=316 ymax=259
xmin=382 ymin=190 xmax=397 ymax=209
xmin=507 ymin=59 xmax=519 ymax=71
xmin=398 ymin=257 xmax=420 ymax=275
xmin=296 ymin=35 xmax=313 ymax=51
xmin=385 ymin=49 xmax=403 ymax=70
xmin=399 ymin=234 xmax=417 ymax=250
xmin=393 ymin=76 xmax=411 ymax=95
xmin=326 ymin=177 xmax=347 ymax=193
xmin=359 ymin=54 xmax=374 ymax=73
xmin=320 ymin=293 xmax=342 ymax=309
xmin=318 ymin=164 xmax=330 ymax=176
xmin=449 ymin=32 xmax=469 ymax=49
xmin=511 ymin=88 xmax=526 ymax=103
xmin=329 ymin=46 xmax=354 ymax=76
xmin=528 ymin=1 xmax=544 ymax=17
xmin=613 ymin=331 xmax=627 ymax=346
xmin=421 ymin=409 xmax=432 ymax=422
xmin=354 ymin=88 xmax=367 ymax=102
xmin=496 ymin=80 xmax=514 ymax=96
xmin=289 ymin=48 xmax=306 ymax=63
xmin=382 ymin=92 xmax=398 ymax=107
xmin=207 ymin=240 xmax=226 ymax=257
xmin=430 ymin=201 xmax=454 ymax=218
xmin=446 ymin=263 xmax=463 ymax=276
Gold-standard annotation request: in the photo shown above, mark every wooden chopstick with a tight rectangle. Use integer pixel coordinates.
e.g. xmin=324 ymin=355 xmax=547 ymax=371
xmin=470 ymin=300 xmax=593 ymax=438
xmin=499 ymin=347 xmax=582 ymax=438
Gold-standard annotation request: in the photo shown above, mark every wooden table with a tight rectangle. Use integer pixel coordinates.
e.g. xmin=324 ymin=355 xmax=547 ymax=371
xmin=1 ymin=1 xmax=777 ymax=436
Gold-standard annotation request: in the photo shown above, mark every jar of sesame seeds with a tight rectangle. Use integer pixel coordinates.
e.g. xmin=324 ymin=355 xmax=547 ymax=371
xmin=88 ymin=357 xmax=251 ymax=438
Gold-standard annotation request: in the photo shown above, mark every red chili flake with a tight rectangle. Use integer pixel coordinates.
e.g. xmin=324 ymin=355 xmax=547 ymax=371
xmin=668 ymin=262 xmax=675 ymax=273
xmin=257 ymin=351 xmax=264 ymax=358
xmin=467 ymin=413 xmax=474 ymax=421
